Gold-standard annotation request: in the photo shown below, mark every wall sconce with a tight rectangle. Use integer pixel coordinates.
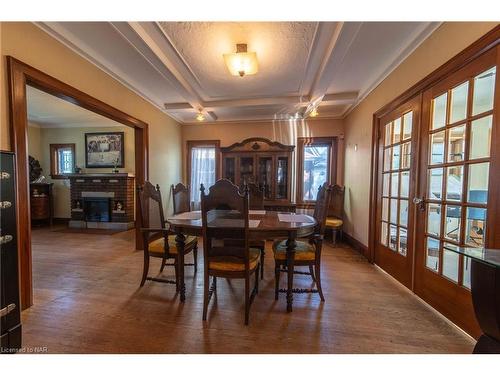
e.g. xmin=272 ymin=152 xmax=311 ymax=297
xmin=223 ymin=43 xmax=259 ymax=77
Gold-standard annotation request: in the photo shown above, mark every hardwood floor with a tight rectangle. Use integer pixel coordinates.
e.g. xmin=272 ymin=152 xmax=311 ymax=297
xmin=22 ymin=225 xmax=475 ymax=353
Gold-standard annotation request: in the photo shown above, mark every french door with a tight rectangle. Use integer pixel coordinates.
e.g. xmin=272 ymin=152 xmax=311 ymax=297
xmin=413 ymin=47 xmax=499 ymax=336
xmin=373 ymin=45 xmax=500 ymax=337
xmin=375 ymin=96 xmax=420 ymax=288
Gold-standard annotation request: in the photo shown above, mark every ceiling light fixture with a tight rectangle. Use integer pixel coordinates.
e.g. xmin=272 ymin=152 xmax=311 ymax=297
xmin=223 ymin=43 xmax=258 ymax=77
xmin=196 ymin=112 xmax=205 ymax=122
xmin=310 ymin=108 xmax=319 ymax=117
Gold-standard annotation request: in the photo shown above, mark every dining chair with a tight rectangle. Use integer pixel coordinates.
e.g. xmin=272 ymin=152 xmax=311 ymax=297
xmin=245 ymin=182 xmax=265 ymax=210
xmin=171 ymin=182 xmax=198 ymax=272
xmin=137 ymin=181 xmax=198 ymax=290
xmin=201 ymin=179 xmax=261 ymax=325
xmin=236 ymin=182 xmax=266 ymax=279
xmin=272 ymin=182 xmax=332 ymax=302
xmin=325 ymin=184 xmax=345 ymax=245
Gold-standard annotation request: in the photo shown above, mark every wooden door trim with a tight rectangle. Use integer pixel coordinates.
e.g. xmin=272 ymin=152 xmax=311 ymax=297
xmin=7 ymin=56 xmax=149 ymax=310
xmin=369 ymin=25 xmax=500 ymax=263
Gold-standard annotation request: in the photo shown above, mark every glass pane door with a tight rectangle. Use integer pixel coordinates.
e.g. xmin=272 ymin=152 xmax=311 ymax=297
xmin=223 ymin=157 xmax=236 ymax=183
xmin=239 ymin=156 xmax=255 ymax=185
xmin=374 ymin=96 xmax=419 ymax=289
xmin=276 ymin=157 xmax=288 ymax=199
xmin=414 ymin=47 xmax=498 ymax=337
xmin=258 ymin=156 xmax=273 ymax=199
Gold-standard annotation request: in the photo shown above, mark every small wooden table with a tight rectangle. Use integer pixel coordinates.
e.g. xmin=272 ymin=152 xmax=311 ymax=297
xmin=166 ymin=210 xmax=317 ymax=311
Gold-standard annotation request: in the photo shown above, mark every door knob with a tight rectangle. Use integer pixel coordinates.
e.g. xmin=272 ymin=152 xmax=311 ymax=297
xmin=413 ymin=197 xmax=426 ymax=212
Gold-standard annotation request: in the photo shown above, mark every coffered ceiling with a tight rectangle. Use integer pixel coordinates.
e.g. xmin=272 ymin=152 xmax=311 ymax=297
xmin=37 ymin=22 xmax=440 ymax=124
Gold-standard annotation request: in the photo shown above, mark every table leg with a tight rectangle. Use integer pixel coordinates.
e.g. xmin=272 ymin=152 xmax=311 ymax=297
xmin=286 ymin=232 xmax=297 ymax=313
xmin=175 ymin=231 xmax=186 ymax=302
xmin=470 ymin=259 xmax=500 ymax=354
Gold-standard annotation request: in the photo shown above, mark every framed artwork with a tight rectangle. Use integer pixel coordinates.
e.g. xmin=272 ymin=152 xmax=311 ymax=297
xmin=85 ymin=132 xmax=125 ymax=168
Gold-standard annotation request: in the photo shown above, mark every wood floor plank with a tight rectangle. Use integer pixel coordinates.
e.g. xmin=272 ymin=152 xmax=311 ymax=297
xmin=21 ymin=226 xmax=475 ymax=353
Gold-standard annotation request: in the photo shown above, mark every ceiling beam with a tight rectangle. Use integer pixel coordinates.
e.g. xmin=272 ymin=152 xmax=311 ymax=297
xmin=122 ymin=22 xmax=216 ymax=121
xmin=164 ymin=95 xmax=312 ymax=111
xmin=321 ymin=91 xmax=358 ymax=104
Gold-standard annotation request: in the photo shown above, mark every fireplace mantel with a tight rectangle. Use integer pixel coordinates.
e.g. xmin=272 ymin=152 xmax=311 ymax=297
xmin=66 ymin=173 xmax=135 ymax=178
xmin=68 ymin=174 xmax=135 ymax=230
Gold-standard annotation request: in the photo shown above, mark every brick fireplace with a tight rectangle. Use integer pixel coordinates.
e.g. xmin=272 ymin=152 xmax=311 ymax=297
xmin=68 ymin=173 xmax=135 ymax=230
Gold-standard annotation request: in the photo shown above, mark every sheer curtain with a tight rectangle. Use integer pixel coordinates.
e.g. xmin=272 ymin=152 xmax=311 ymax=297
xmin=190 ymin=147 xmax=216 ymax=209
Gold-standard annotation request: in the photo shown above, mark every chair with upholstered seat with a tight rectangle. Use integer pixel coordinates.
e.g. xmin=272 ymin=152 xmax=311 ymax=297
xmin=201 ymin=179 xmax=261 ymax=325
xmin=325 ymin=184 xmax=345 ymax=245
xmin=170 ymin=182 xmax=198 ymax=272
xmin=236 ymin=182 xmax=266 ymax=279
xmin=137 ymin=182 xmax=198 ymax=290
xmin=272 ymin=183 xmax=332 ymax=302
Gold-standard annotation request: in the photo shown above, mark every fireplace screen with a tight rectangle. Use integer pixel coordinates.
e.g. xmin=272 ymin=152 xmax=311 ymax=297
xmin=84 ymin=197 xmax=111 ymax=222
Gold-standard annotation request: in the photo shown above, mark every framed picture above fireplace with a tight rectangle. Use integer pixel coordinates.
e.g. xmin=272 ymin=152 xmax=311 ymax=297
xmin=85 ymin=132 xmax=125 ymax=168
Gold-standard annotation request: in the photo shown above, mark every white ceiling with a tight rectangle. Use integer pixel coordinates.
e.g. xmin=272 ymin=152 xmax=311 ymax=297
xmin=27 ymin=86 xmax=123 ymax=128
xmin=37 ymin=22 xmax=440 ymax=124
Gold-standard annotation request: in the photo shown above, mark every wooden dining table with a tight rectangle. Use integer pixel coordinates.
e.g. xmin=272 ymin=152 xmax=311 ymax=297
xmin=166 ymin=210 xmax=317 ymax=312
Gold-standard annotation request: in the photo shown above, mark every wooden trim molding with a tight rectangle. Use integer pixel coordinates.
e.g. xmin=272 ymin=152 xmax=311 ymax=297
xmin=7 ymin=56 xmax=149 ymax=309
xmin=368 ymin=25 xmax=500 ymax=264
xmin=220 ymin=137 xmax=294 ymax=153
xmin=296 ymin=137 xmax=338 ymax=206
xmin=186 ymin=140 xmax=221 ymax=192
xmin=343 ymin=232 xmax=369 ymax=257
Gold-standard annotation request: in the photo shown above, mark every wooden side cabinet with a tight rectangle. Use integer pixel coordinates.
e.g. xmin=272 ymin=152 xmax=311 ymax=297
xmin=30 ymin=182 xmax=53 ymax=226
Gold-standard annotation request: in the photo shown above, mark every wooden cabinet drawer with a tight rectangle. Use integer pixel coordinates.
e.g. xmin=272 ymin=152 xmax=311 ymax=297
xmin=31 ymin=196 xmax=49 ymax=219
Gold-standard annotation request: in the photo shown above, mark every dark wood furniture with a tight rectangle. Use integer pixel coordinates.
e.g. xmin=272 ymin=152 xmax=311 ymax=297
xmin=200 ymin=179 xmax=261 ymax=324
xmin=171 ymin=183 xmax=198 ymax=272
xmin=0 ymin=151 xmax=22 ymax=352
xmin=7 ymin=56 xmax=149 ymax=309
xmin=221 ymin=137 xmax=296 ymax=212
xmin=229 ymin=182 xmax=267 ymax=279
xmin=443 ymin=246 xmax=500 ymax=353
xmin=245 ymin=182 xmax=264 ymax=210
xmin=325 ymin=184 xmax=345 ymax=245
xmin=273 ymin=183 xmax=332 ymax=302
xmin=137 ymin=182 xmax=197 ymax=298
xmin=167 ymin=206 xmax=316 ymax=312
xmin=30 ymin=182 xmax=53 ymax=226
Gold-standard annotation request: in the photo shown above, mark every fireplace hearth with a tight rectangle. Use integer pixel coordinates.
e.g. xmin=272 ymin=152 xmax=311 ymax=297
xmin=84 ymin=197 xmax=111 ymax=222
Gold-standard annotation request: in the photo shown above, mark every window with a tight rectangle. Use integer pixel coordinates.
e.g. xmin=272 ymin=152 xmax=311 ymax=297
xmin=297 ymin=137 xmax=337 ymax=204
xmin=50 ymin=144 xmax=75 ymax=178
xmin=187 ymin=140 xmax=220 ymax=207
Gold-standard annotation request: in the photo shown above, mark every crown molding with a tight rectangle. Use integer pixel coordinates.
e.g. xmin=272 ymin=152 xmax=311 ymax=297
xmin=34 ymin=22 xmax=183 ymax=125
xmin=341 ymin=22 xmax=442 ymax=119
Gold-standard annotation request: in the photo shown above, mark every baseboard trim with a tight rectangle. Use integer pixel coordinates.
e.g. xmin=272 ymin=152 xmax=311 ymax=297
xmin=53 ymin=218 xmax=70 ymax=224
xmin=343 ymin=232 xmax=369 ymax=258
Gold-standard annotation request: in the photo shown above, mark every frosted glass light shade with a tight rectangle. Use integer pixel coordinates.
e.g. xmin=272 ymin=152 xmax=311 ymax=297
xmin=223 ymin=50 xmax=258 ymax=77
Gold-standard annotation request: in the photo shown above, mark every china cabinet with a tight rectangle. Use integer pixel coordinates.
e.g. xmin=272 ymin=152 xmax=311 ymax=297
xmin=221 ymin=138 xmax=295 ymax=211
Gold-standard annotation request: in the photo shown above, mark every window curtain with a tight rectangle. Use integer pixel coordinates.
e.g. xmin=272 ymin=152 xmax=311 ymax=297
xmin=190 ymin=147 xmax=216 ymax=210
